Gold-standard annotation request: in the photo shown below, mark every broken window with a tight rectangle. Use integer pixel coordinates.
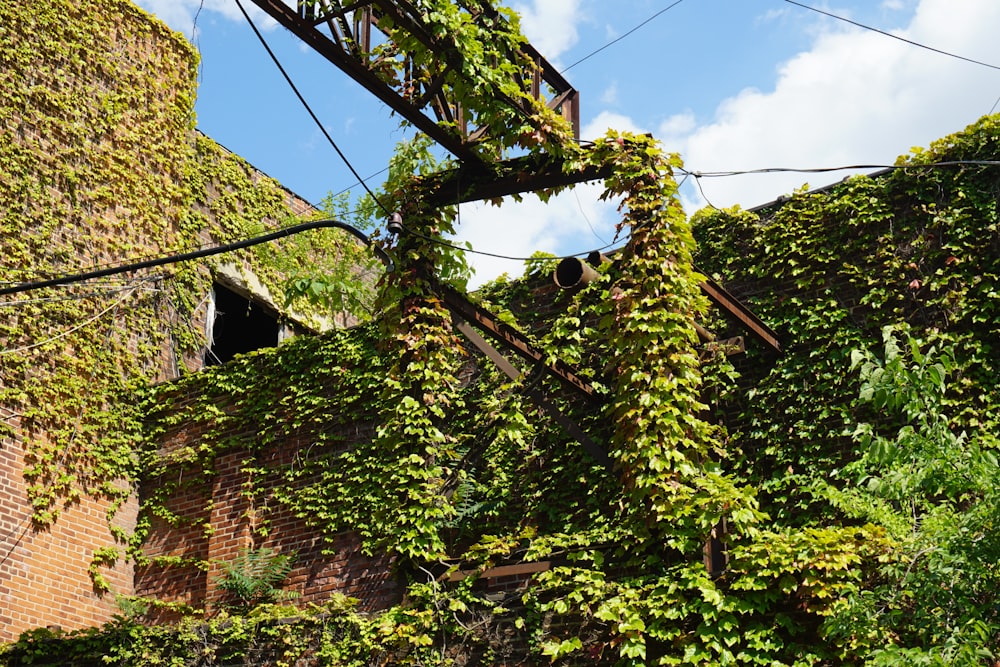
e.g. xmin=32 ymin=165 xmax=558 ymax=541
xmin=204 ymin=281 xmax=280 ymax=366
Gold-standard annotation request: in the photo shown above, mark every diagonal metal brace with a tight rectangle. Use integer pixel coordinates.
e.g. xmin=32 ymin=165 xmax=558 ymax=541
xmin=451 ymin=313 xmax=612 ymax=470
xmin=433 ymin=281 xmax=597 ymax=399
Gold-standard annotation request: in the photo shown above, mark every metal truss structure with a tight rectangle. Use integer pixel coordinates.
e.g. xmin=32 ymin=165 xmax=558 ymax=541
xmin=248 ymin=0 xmax=580 ymax=169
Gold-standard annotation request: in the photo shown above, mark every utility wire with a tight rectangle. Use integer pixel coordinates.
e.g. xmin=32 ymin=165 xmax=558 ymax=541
xmin=989 ymin=93 xmax=1000 ymax=116
xmin=7 ymin=158 xmax=994 ymax=297
xmin=233 ymin=0 xmax=390 ymax=215
xmin=0 ymin=219 xmax=390 ymax=298
xmin=681 ymin=160 xmax=1000 ymax=178
xmin=401 ymin=226 xmax=627 ymax=263
xmin=0 ymin=289 xmax=132 ymax=569
xmin=0 ymin=169 xmax=394 ymax=285
xmin=0 ymin=280 xmax=162 ymax=309
xmin=784 ymin=0 xmax=1000 ymax=72
xmin=407 ymin=159 xmax=1000 ymax=258
xmin=0 ymin=288 xmax=142 ymax=357
xmin=562 ymin=0 xmax=688 ymax=72
xmin=329 ymin=166 xmax=391 ymax=201
xmin=2 ymin=189 xmax=388 ymax=285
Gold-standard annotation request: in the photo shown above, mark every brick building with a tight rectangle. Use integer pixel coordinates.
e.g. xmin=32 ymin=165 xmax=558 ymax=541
xmin=0 ymin=0 xmax=355 ymax=640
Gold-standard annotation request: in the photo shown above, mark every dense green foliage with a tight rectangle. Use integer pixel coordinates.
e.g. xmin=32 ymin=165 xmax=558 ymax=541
xmin=216 ymin=547 xmax=300 ymax=610
xmin=5 ymin=131 xmax=870 ymax=666
xmin=0 ymin=0 xmax=374 ymax=536
xmin=5 ymin=0 xmax=1000 ymax=663
xmin=693 ymin=114 xmax=1000 ymax=663
xmin=0 ymin=0 xmax=198 ymax=530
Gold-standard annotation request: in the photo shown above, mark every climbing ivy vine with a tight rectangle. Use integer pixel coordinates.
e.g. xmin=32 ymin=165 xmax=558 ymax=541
xmin=692 ymin=114 xmax=1000 ymax=663
xmin=0 ymin=0 xmax=384 ymax=583
xmin=7 ymin=0 xmax=1000 ymax=664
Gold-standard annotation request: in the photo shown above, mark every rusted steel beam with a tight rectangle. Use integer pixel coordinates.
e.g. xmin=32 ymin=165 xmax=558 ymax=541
xmin=452 ymin=314 xmax=611 ymax=470
xmin=420 ymin=153 xmax=615 ymax=207
xmin=445 ymin=559 xmax=552 ymax=583
xmin=248 ymin=0 xmax=482 ymax=164
xmin=696 ymin=274 xmax=781 ymax=353
xmin=472 ymin=0 xmax=579 ymax=137
xmin=436 ymin=281 xmax=595 ymax=398
xmin=247 ymin=0 xmax=581 ymax=162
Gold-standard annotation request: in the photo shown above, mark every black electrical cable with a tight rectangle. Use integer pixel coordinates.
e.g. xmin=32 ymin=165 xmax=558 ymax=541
xmin=562 ymin=0 xmax=687 ymax=73
xmin=0 ymin=219 xmax=391 ymax=298
xmin=398 ymin=226 xmax=627 ymax=263
xmin=784 ymin=0 xmax=1000 ymax=72
xmin=233 ymin=0 xmax=391 ymax=215
xmin=680 ymin=160 xmax=1000 ymax=178
xmin=2 ymin=193 xmax=387 ymax=285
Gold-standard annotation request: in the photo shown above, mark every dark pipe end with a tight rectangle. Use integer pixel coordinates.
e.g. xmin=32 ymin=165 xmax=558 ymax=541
xmin=554 ymin=257 xmax=585 ymax=289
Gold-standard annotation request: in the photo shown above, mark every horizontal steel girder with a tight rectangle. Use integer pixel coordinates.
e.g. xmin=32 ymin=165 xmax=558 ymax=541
xmin=248 ymin=0 xmax=580 ymax=167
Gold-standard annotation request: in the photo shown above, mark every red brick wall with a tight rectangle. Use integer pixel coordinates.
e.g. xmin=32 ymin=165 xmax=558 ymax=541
xmin=0 ymin=422 xmax=136 ymax=638
xmin=137 ymin=385 xmax=403 ymax=616
xmin=0 ymin=0 xmax=321 ymax=641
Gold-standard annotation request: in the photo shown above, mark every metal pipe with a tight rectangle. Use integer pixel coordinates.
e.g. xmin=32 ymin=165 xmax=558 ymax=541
xmin=553 ymin=257 xmax=599 ymax=289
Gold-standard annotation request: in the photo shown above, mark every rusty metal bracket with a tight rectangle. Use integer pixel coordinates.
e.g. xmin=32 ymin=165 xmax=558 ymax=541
xmin=451 ymin=313 xmax=611 ymax=470
xmin=434 ymin=281 xmax=596 ymax=399
xmin=695 ymin=272 xmax=781 ymax=354
xmin=699 ymin=335 xmax=745 ymax=360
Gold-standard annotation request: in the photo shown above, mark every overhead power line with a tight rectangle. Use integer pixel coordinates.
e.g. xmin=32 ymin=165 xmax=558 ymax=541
xmin=0 ymin=288 xmax=141 ymax=357
xmin=563 ymin=0 xmax=688 ymax=73
xmin=233 ymin=0 xmax=390 ymax=214
xmin=0 ymin=219 xmax=390 ymax=298
xmin=784 ymin=0 xmax=1000 ymax=72
xmin=682 ymin=160 xmax=1000 ymax=178
xmin=989 ymin=93 xmax=1000 ymax=116
xmin=401 ymin=226 xmax=627 ymax=263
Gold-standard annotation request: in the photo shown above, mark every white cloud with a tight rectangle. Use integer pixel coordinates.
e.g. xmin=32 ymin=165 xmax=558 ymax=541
xmin=600 ymin=82 xmax=619 ymax=106
xmin=134 ymin=0 xmax=274 ymax=38
xmin=511 ymin=0 xmax=583 ymax=63
xmin=454 ymin=182 xmax=623 ymax=288
xmin=756 ymin=7 xmax=793 ymax=26
xmin=675 ymin=0 xmax=1000 ymax=209
xmin=658 ymin=112 xmax=697 ymax=146
xmin=459 ymin=0 xmax=1000 ymax=284
xmin=581 ymin=111 xmax=646 ymax=140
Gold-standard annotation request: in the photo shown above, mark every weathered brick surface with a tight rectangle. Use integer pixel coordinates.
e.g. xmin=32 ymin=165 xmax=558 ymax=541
xmin=136 ymin=382 xmax=404 ymax=616
xmin=0 ymin=423 xmax=136 ymax=639
xmin=0 ymin=1 xmax=320 ymax=641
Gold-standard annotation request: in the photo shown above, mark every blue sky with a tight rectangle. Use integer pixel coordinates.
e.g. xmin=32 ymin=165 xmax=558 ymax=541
xmin=135 ymin=0 xmax=1000 ymax=285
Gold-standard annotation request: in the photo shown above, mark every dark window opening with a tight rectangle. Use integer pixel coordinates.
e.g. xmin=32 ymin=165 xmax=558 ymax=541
xmin=205 ymin=282 xmax=280 ymax=366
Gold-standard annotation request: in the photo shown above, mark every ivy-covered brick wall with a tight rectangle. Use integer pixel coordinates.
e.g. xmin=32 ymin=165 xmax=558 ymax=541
xmin=7 ymin=0 xmax=999 ymax=655
xmin=0 ymin=0 xmax=196 ymax=640
xmin=117 ymin=117 xmax=1000 ymax=666
xmin=136 ymin=328 xmax=402 ymax=619
xmin=693 ymin=116 xmax=1000 ymax=516
xmin=0 ymin=0 xmax=353 ymax=641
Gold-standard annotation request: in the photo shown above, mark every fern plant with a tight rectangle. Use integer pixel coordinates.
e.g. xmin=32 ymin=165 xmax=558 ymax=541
xmin=215 ymin=547 xmax=298 ymax=610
